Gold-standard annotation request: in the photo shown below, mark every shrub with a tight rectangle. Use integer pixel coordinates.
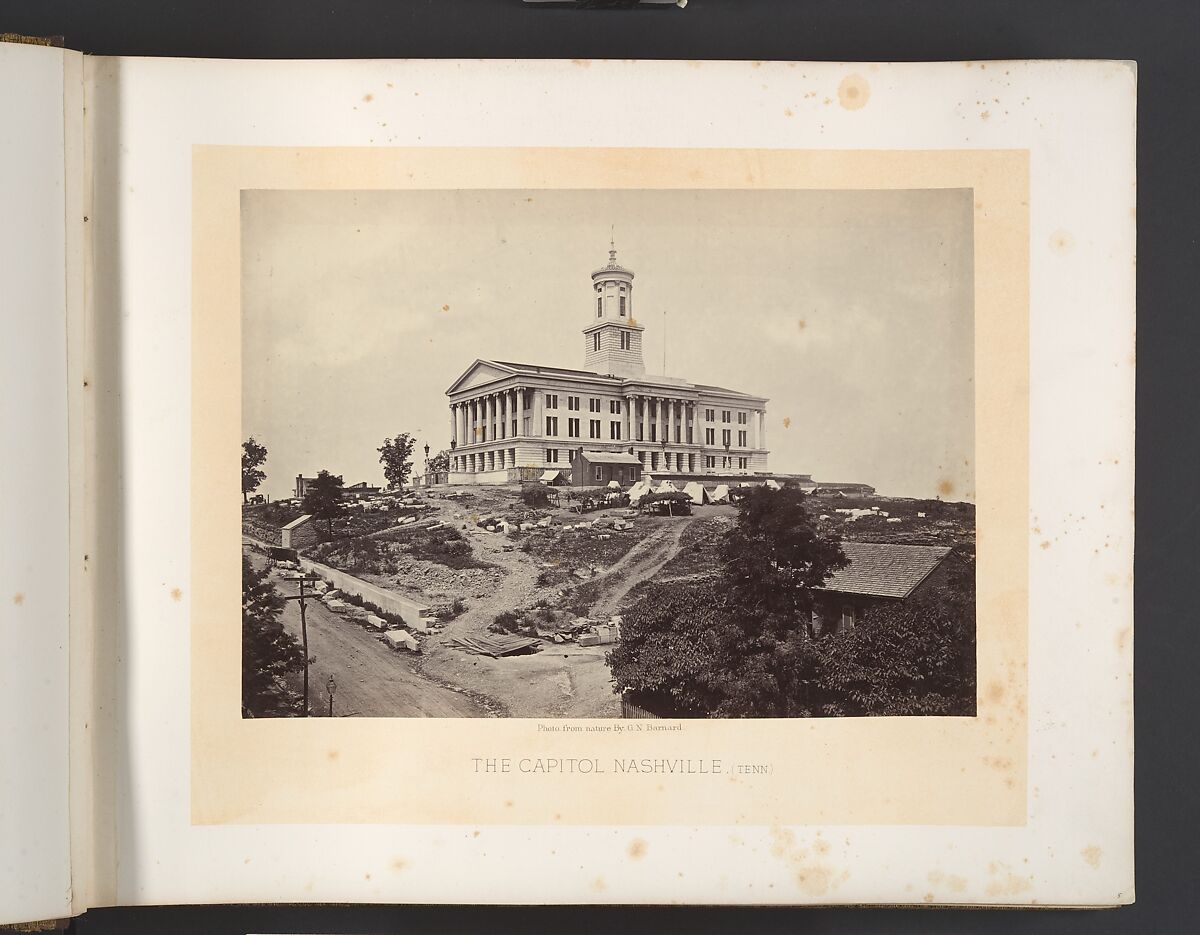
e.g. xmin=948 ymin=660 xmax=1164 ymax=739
xmin=520 ymin=484 xmax=552 ymax=507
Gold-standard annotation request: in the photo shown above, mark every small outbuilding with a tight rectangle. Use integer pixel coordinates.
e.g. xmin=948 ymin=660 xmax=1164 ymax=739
xmin=570 ymin=449 xmax=643 ymax=487
xmin=280 ymin=514 xmax=320 ymax=549
xmin=539 ymin=469 xmax=567 ymax=486
xmin=811 ymin=542 xmax=955 ymax=636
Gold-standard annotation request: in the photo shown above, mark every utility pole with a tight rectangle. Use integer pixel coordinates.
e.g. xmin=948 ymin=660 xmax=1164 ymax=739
xmin=283 ymin=572 xmax=321 ymax=716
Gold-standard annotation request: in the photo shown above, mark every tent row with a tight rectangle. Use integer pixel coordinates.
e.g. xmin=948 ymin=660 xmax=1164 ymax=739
xmin=626 ymin=478 xmax=784 ymax=506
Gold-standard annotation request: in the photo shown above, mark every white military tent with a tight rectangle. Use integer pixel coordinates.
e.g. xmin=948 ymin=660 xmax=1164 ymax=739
xmin=683 ymin=481 xmax=711 ymax=505
xmin=710 ymin=484 xmax=731 ymax=503
xmin=539 ymin=469 xmax=564 ymax=485
xmin=655 ymin=480 xmax=679 ymax=493
xmin=764 ymin=478 xmax=782 ymax=490
xmin=627 ymin=480 xmax=652 ymax=505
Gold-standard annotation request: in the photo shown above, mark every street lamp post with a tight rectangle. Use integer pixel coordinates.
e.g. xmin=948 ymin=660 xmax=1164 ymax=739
xmin=326 ymin=674 xmax=336 ymax=718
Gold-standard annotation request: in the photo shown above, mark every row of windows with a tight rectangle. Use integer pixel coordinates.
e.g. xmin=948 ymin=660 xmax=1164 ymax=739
xmin=591 ymin=331 xmax=634 ymax=352
xmin=563 ymin=418 xmax=609 ymax=439
xmin=544 ymin=395 xmax=752 ymax=422
xmin=595 ymin=291 xmax=630 ymax=318
xmin=703 ymin=455 xmax=750 ymax=469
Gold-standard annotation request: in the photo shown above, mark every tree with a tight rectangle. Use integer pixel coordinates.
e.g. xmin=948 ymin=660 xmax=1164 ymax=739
xmin=242 ymin=554 xmax=304 ymax=717
xmin=378 ymin=432 xmax=417 ymax=489
xmin=611 ymin=486 xmax=849 ymax=717
xmin=721 ymin=485 xmax=848 ymax=636
xmin=427 ymin=448 xmax=451 ymax=474
xmin=302 ymin=469 xmax=344 ymax=536
xmin=241 ymin=437 xmax=268 ymax=503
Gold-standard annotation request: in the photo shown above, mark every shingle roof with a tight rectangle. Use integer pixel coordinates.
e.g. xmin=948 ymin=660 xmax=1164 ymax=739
xmin=817 ymin=542 xmax=952 ymax=599
xmin=578 ymin=450 xmax=643 ymax=465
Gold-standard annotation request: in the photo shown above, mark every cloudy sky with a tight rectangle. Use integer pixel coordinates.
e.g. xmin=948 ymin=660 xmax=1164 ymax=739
xmin=242 ymin=187 xmax=974 ymax=501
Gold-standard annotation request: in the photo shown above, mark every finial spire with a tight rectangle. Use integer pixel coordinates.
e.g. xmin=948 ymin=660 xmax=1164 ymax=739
xmin=609 ymin=226 xmax=617 ymax=264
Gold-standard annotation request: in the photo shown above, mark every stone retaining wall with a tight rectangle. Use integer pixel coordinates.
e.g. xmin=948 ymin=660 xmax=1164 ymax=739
xmin=298 ymin=556 xmax=431 ymax=632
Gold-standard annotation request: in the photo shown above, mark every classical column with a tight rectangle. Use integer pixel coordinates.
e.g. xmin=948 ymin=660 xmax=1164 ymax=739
xmin=509 ymin=388 xmax=518 ymax=438
xmin=623 ymin=397 xmax=631 ymax=443
xmin=759 ymin=410 xmax=767 ymax=449
xmin=459 ymin=403 xmax=467 ymax=447
xmin=449 ymin=404 xmax=458 ymax=448
xmin=535 ymin=390 xmax=545 ymax=438
xmin=640 ymin=396 xmax=648 ymax=443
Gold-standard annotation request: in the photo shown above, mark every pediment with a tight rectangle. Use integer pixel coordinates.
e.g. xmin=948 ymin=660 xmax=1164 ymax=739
xmin=446 ymin=360 xmax=516 ymax=396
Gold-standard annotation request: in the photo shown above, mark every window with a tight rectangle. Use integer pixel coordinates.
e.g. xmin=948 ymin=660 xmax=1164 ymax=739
xmin=738 ymin=457 xmax=748 ymax=469
xmin=546 ymin=394 xmax=558 ymax=409
xmin=619 ymin=296 xmax=626 ymax=316
xmin=722 ymin=410 xmax=731 ymax=423
xmin=546 ymin=416 xmax=558 ymax=436
xmin=722 ymin=429 xmax=732 ymax=447
xmin=567 ymin=449 xmax=576 ymax=462
xmin=620 ymin=331 xmax=631 ymax=350
xmin=546 ymin=449 xmax=559 ymax=463
xmin=841 ymin=605 xmax=855 ymax=632
xmin=589 ymin=419 xmax=601 ymax=438
xmin=589 ymin=397 xmax=601 ymax=412
xmin=738 ymin=430 xmax=747 ymax=447
xmin=597 ymin=297 xmax=602 ymax=317
xmin=610 ymin=421 xmax=622 ymax=440
xmin=705 ymin=408 xmax=715 ymax=421
xmin=593 ymin=332 xmax=600 ymax=352
xmin=568 ymin=396 xmax=579 ymax=411
xmin=595 ymin=465 xmax=604 ymax=481
xmin=738 ymin=411 xmax=748 ymax=424
xmin=688 ymin=454 xmax=696 ymax=472
xmin=705 ymin=456 xmax=716 ymax=469
xmin=686 ymin=426 xmax=693 ymax=444
xmin=567 ymin=418 xmax=580 ymax=438
xmin=610 ymin=399 xmax=621 ymax=414
xmin=705 ymin=427 xmax=715 ymax=445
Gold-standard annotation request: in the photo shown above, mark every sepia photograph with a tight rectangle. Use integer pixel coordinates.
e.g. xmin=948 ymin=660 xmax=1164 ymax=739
xmin=239 ymin=187 xmax=977 ymax=720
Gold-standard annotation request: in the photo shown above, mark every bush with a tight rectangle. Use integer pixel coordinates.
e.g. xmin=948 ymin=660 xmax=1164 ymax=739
xmin=520 ymin=484 xmax=552 ymax=507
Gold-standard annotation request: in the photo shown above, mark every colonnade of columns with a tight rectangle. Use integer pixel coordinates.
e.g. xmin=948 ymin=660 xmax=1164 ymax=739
xmin=447 ymin=387 xmax=767 ymax=473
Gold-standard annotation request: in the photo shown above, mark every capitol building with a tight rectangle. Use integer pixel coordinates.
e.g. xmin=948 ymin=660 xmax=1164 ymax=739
xmin=444 ymin=244 xmax=771 ymax=485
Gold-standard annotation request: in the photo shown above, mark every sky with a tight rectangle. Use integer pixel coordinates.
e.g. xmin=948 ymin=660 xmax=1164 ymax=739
xmin=242 ymin=187 xmax=974 ymax=502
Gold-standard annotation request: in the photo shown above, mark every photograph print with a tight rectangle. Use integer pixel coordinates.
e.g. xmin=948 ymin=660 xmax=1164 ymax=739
xmin=239 ymin=187 xmax=976 ymax=720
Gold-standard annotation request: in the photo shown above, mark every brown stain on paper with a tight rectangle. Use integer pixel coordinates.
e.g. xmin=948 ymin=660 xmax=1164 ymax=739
xmin=170 ymin=587 xmax=183 ymax=602
xmin=1049 ymin=229 xmax=1075 ymax=255
xmin=782 ymin=417 xmax=791 ymax=429
xmin=627 ymin=838 xmax=647 ymax=859
xmin=11 ymin=593 xmax=24 ymax=606
xmin=937 ymin=478 xmax=955 ymax=498
xmin=769 ymin=827 xmax=848 ymax=897
xmin=1081 ymin=845 xmax=1102 ymax=869
xmin=837 ymin=74 xmax=870 ymax=111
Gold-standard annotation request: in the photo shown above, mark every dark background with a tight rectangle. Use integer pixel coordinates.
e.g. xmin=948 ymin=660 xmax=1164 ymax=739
xmin=1 ymin=1 xmax=1195 ymax=933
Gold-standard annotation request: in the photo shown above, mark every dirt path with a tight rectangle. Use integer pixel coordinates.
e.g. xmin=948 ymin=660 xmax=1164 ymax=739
xmin=249 ymin=550 xmax=485 ymax=718
xmin=414 ymin=521 xmax=624 ymax=717
xmin=585 ymin=514 xmax=699 ymax=618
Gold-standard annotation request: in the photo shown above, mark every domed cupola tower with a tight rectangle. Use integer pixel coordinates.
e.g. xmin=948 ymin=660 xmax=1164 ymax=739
xmin=583 ymin=238 xmax=646 ymax=378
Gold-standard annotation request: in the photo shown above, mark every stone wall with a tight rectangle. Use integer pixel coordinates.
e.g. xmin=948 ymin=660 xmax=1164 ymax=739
xmin=297 ymin=556 xmax=432 ymax=632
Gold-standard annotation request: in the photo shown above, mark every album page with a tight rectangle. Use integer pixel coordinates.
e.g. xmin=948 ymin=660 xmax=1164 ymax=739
xmin=0 ymin=40 xmax=83 ymax=926
xmin=85 ymin=56 xmax=1135 ymax=908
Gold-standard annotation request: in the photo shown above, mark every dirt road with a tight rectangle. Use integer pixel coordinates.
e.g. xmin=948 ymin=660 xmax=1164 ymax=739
xmin=585 ymin=515 xmax=698 ymax=619
xmin=414 ymin=511 xmax=701 ymax=718
xmin=248 ymin=549 xmax=485 ymax=718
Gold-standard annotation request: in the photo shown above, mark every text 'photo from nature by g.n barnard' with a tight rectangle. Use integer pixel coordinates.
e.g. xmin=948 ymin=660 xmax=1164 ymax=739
xmin=240 ymin=188 xmax=975 ymax=721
